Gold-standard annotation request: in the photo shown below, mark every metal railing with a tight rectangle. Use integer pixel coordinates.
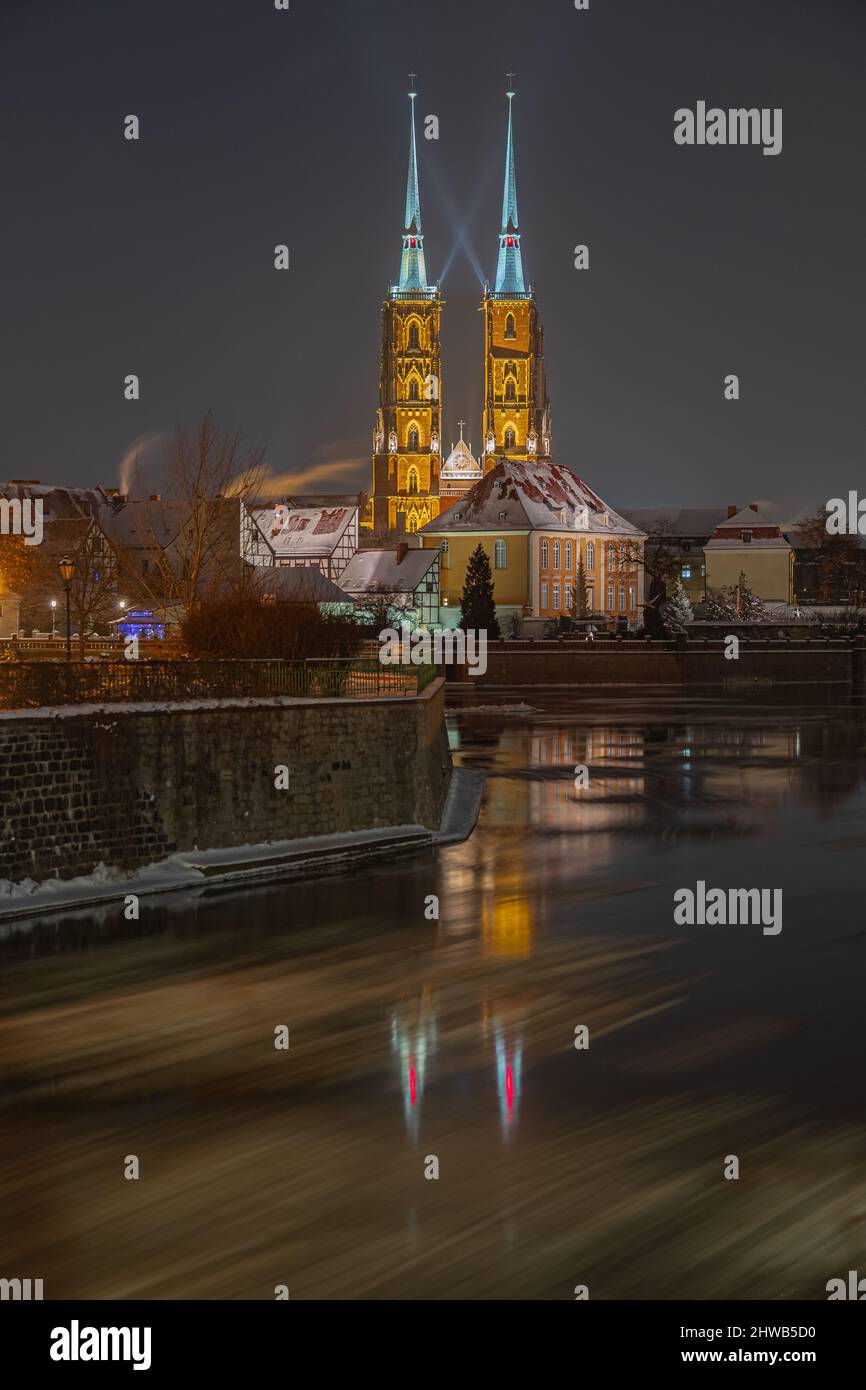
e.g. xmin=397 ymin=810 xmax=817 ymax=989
xmin=0 ymin=659 xmax=439 ymax=710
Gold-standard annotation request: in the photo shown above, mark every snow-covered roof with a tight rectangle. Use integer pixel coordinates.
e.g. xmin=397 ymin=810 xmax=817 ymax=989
xmin=255 ymin=566 xmax=350 ymax=604
xmin=616 ymin=507 xmax=729 ymax=537
xmin=705 ymin=537 xmax=792 ymax=550
xmin=338 ymin=547 xmax=438 ymax=594
xmin=418 ymin=458 xmax=646 ymax=537
xmin=251 ymin=505 xmax=356 ymax=558
xmin=714 ymin=506 xmax=779 ymax=531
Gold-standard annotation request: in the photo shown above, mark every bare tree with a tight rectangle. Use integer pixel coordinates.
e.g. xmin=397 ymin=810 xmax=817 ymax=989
xmin=66 ymin=523 xmax=121 ymax=656
xmin=620 ymin=517 xmax=681 ymax=602
xmin=120 ymin=411 xmax=269 ymax=616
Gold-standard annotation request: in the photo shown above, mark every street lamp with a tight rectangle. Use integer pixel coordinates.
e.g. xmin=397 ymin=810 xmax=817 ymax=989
xmin=58 ymin=556 xmax=76 ymax=661
xmin=50 ymin=598 xmax=57 ymax=637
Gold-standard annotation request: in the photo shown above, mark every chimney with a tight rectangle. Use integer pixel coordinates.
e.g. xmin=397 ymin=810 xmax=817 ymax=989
xmin=396 ymin=541 xmax=409 ymax=565
xmin=727 ymin=504 xmax=737 ymax=519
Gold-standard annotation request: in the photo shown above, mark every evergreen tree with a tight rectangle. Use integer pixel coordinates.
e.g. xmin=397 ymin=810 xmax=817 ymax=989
xmin=703 ymin=588 xmax=737 ymax=621
xmin=573 ymin=557 xmax=589 ymax=618
xmin=661 ymin=580 xmax=694 ymax=633
xmin=459 ymin=543 xmax=501 ymax=638
xmin=733 ymin=570 xmax=766 ymax=620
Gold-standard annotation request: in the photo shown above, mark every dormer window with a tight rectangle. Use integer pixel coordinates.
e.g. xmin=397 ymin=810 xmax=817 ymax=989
xmin=574 ymin=507 xmax=588 ymax=529
xmin=559 ymin=508 xmax=567 ymax=524
xmin=498 ymin=510 xmax=507 ymax=520
xmin=454 ymin=512 xmax=462 ymax=521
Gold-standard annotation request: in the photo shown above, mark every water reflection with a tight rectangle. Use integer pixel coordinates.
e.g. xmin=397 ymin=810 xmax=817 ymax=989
xmin=4 ymin=692 xmax=866 ymax=1297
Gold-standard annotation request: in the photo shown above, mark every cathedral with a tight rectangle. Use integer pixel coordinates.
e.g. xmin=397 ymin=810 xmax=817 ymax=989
xmin=368 ymin=83 xmax=549 ymax=532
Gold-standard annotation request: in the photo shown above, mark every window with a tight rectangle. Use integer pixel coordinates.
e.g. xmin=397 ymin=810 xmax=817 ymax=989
xmin=408 ymin=321 xmax=420 ymax=350
xmin=454 ymin=512 xmax=462 ymax=521
xmin=618 ymin=585 xmax=625 ymax=610
xmin=407 ymin=466 xmax=419 ymax=494
xmin=498 ymin=510 xmax=507 ymax=520
xmin=565 ymin=541 xmax=572 ymax=569
xmin=408 ymin=427 xmax=419 ymax=451
xmin=553 ymin=540 xmax=561 ymax=568
xmin=504 ymin=427 xmax=516 ymax=449
xmin=440 ymin=540 xmax=449 ymax=569
xmin=607 ymin=584 xmax=615 ymax=610
xmin=540 ymin=539 xmax=549 ymax=568
xmin=741 ymin=529 xmax=753 ymax=543
xmin=629 ymin=585 xmax=636 ymax=608
xmin=552 ymin=583 xmax=561 ymax=610
xmin=565 ymin=584 xmax=573 ymax=610
xmin=505 ymin=312 xmax=515 ymax=339
xmin=607 ymin=546 xmax=615 ymax=572
xmin=408 ymin=379 xmax=419 ymax=401
xmin=586 ymin=541 xmax=595 ymax=570
xmin=681 ymin=565 xmax=692 ymax=579
xmin=540 ymin=582 xmax=548 ymax=609
xmin=406 ymin=513 xmax=418 ymax=533
xmin=494 ymin=539 xmax=507 ymax=570
xmin=504 ymin=378 xmax=516 ymax=402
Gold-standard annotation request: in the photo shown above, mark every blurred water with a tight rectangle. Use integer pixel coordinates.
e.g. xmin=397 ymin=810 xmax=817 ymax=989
xmin=2 ymin=689 xmax=866 ymax=1299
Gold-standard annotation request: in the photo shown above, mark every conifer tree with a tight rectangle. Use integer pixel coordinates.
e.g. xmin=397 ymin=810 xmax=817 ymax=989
xmin=573 ymin=557 xmax=590 ymax=618
xmin=661 ymin=580 xmax=694 ymax=633
xmin=459 ymin=543 xmax=500 ymax=638
xmin=733 ymin=570 xmax=766 ymax=620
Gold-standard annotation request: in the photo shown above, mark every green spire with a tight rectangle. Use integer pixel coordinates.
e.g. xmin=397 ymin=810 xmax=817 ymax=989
xmin=494 ymin=87 xmax=526 ymax=295
xmin=397 ymin=87 xmax=430 ymax=293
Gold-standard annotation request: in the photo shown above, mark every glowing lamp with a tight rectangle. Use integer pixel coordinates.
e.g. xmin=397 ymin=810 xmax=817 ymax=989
xmin=58 ymin=556 xmax=76 ymax=585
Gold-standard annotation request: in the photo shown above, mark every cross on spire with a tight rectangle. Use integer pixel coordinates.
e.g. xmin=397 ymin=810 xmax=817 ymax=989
xmin=408 ymin=71 xmax=418 ymax=94
xmin=506 ymin=70 xmax=516 ymax=94
xmin=457 ymin=419 xmax=466 ymax=440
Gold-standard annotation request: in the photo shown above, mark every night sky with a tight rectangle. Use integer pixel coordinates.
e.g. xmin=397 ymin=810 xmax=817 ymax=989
xmin=4 ymin=0 xmax=865 ymax=513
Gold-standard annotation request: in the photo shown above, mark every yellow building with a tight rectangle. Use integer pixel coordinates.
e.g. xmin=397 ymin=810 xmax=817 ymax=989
xmin=704 ymin=506 xmax=794 ymax=604
xmin=416 ymin=456 xmax=646 ymax=626
xmin=369 ymin=87 xmax=443 ymax=534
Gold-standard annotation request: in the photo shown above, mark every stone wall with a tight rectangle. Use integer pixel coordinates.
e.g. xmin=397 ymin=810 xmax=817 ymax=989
xmin=0 ymin=680 xmax=451 ymax=884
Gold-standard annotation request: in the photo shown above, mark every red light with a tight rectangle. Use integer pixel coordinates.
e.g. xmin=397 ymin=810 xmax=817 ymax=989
xmin=409 ymin=1064 xmax=417 ymax=1105
xmin=507 ymin=237 xmax=515 ymax=248
xmin=505 ymin=1065 xmax=514 ymax=1109
xmin=409 ymin=237 xmax=417 ymax=248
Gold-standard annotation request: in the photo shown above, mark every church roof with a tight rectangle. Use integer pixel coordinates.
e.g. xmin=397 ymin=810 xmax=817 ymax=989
xmin=396 ymin=92 xmax=430 ymax=293
xmin=493 ymin=93 xmax=526 ymax=295
xmin=441 ymin=436 xmax=482 ymax=479
xmin=418 ymin=458 xmax=646 ymax=537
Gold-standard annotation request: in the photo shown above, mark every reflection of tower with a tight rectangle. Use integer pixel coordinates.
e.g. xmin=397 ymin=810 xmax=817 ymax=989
xmin=494 ymin=1023 xmax=523 ymax=1141
xmin=481 ymin=86 xmax=550 ymax=470
xmin=370 ymin=83 xmax=443 ymax=533
xmin=390 ymin=993 xmax=438 ymax=1141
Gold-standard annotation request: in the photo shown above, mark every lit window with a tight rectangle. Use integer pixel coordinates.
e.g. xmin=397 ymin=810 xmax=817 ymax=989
xmin=494 ymin=539 xmax=507 ymax=570
xmin=681 ymin=566 xmax=691 ymax=579
xmin=629 ymin=585 xmax=636 ymax=608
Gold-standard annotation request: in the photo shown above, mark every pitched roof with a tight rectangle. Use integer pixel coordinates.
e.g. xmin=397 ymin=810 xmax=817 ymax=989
xmin=255 ymin=566 xmax=351 ymax=604
xmin=441 ymin=436 xmax=482 ymax=479
xmin=419 ymin=458 xmax=646 ymax=537
xmin=616 ymin=507 xmax=729 ymax=537
xmin=338 ymin=547 xmax=438 ymax=594
xmin=251 ymin=505 xmax=357 ymax=558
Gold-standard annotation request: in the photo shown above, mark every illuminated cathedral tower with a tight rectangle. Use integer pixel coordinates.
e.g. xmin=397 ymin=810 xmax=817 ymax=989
xmin=481 ymin=86 xmax=550 ymax=473
xmin=370 ymin=85 xmax=443 ymax=532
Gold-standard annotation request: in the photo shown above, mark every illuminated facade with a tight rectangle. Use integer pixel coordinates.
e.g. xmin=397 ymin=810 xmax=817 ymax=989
xmin=481 ymin=91 xmax=550 ymax=470
xmin=370 ymin=88 xmax=443 ymax=534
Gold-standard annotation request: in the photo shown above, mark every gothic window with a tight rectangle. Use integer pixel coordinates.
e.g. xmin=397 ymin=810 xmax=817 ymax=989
xmin=408 ymin=379 xmax=419 ymax=401
xmin=540 ymin=539 xmax=549 ymax=568
xmin=408 ymin=321 xmax=420 ymax=350
xmin=587 ymin=542 xmax=595 ymax=570
xmin=504 ymin=378 xmax=516 ymax=402
xmin=553 ymin=540 xmax=561 ymax=569
xmin=407 ymin=466 xmax=419 ymax=494
xmin=504 ymin=427 xmax=516 ymax=449
xmin=494 ymin=539 xmax=507 ymax=570
xmin=565 ymin=542 xmax=572 ymax=569
xmin=408 ymin=427 xmax=419 ymax=451
xmin=505 ymin=312 xmax=516 ymax=339
xmin=406 ymin=512 xmax=419 ymax=533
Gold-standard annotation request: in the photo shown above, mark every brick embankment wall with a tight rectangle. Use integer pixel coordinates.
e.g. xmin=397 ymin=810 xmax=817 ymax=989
xmin=0 ymin=681 xmax=451 ymax=883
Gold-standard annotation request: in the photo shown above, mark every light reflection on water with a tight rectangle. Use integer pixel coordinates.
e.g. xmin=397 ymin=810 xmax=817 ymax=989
xmin=2 ymin=691 xmax=866 ymax=1298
